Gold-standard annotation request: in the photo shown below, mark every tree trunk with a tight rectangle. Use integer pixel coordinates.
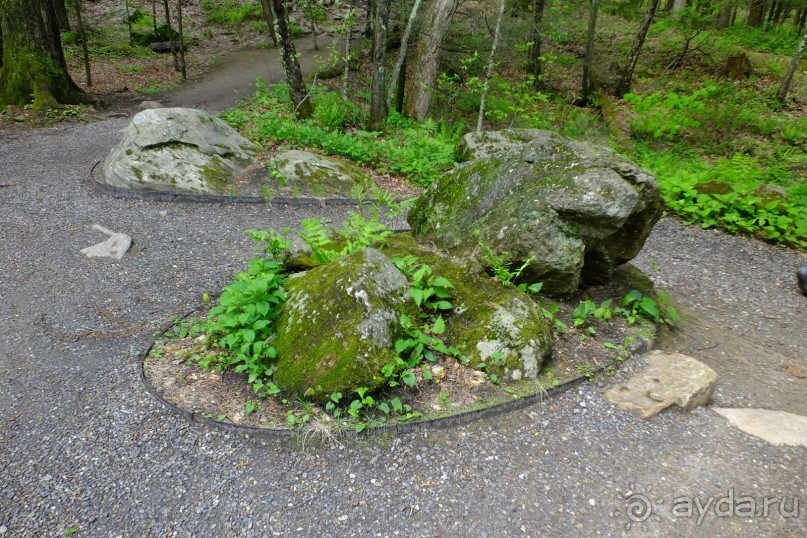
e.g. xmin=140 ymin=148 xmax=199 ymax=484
xmin=271 ymin=0 xmax=313 ymax=118
xmin=715 ymin=4 xmax=732 ymax=28
xmin=776 ymin=28 xmax=806 ymax=102
xmin=152 ymin=1 xmax=158 ymax=32
xmin=162 ymin=0 xmax=179 ymax=72
xmin=369 ymin=0 xmax=391 ymax=129
xmin=258 ymin=0 xmax=278 ymax=46
xmin=404 ymin=0 xmax=459 ymax=120
xmin=580 ymin=0 xmax=601 ymax=105
xmin=387 ymin=0 xmax=423 ymax=110
xmin=671 ymin=0 xmax=686 ymax=13
xmin=747 ymin=0 xmax=765 ymax=27
xmin=616 ymin=0 xmax=661 ymax=97
xmin=0 ymin=0 xmax=85 ymax=107
xmin=176 ymin=0 xmax=186 ymax=79
xmin=342 ymin=5 xmax=355 ymax=101
xmin=477 ymin=0 xmax=506 ymax=132
xmin=767 ymin=0 xmax=779 ymax=24
xmin=72 ymin=0 xmax=91 ymax=86
xmin=54 ymin=0 xmax=70 ymax=31
xmin=528 ymin=0 xmax=546 ymax=90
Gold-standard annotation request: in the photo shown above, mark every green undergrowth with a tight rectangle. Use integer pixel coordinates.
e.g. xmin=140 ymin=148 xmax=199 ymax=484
xmin=221 ymin=80 xmax=461 ymax=186
xmin=151 ymin=202 xmax=676 ymax=433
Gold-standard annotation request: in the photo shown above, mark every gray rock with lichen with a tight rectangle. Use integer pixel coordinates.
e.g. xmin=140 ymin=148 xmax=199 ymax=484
xmin=267 ymin=150 xmax=370 ymax=198
xmin=272 ymin=248 xmax=416 ymax=400
xmin=409 ymin=130 xmax=662 ymax=295
xmin=455 ymin=129 xmax=548 ymax=162
xmin=103 ymin=108 xmax=258 ymax=194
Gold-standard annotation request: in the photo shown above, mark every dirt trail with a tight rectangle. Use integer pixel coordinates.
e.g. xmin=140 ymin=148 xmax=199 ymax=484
xmin=158 ymin=35 xmax=338 ymax=111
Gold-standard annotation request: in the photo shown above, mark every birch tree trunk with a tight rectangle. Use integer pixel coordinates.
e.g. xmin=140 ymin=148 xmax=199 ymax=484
xmin=776 ymin=29 xmax=806 ymax=103
xmin=477 ymin=0 xmax=506 ymax=132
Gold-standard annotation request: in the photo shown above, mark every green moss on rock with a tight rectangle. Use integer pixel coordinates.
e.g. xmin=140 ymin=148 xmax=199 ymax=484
xmin=272 ymin=248 xmax=417 ymax=401
xmin=382 ymin=233 xmax=553 ymax=381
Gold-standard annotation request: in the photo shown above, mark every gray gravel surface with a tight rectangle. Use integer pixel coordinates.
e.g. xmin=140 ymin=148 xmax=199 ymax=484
xmin=1 ymin=119 xmax=806 ymax=537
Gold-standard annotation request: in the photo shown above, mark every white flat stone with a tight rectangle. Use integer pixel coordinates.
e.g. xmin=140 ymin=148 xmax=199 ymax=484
xmin=81 ymin=224 xmax=132 ymax=260
xmin=713 ymin=408 xmax=807 ymax=448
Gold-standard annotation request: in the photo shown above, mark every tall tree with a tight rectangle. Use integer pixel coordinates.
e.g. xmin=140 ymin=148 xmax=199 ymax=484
xmin=258 ymin=0 xmax=278 ymax=46
xmin=579 ymin=0 xmax=601 ymax=105
xmin=776 ymin=26 xmax=806 ymax=102
xmin=271 ymin=0 xmax=313 ymax=118
xmin=54 ymin=0 xmax=70 ymax=31
xmin=527 ymin=0 xmax=547 ymax=91
xmin=162 ymin=0 xmax=179 ymax=72
xmin=176 ymin=0 xmax=186 ymax=80
xmin=747 ymin=0 xmax=765 ymax=26
xmin=387 ymin=0 xmax=423 ymax=111
xmin=404 ymin=0 xmax=459 ymax=120
xmin=369 ymin=0 xmax=391 ymax=129
xmin=70 ymin=0 xmax=91 ymax=86
xmin=477 ymin=0 xmax=506 ymax=132
xmin=0 ymin=0 xmax=85 ymax=107
xmin=616 ymin=0 xmax=661 ymax=97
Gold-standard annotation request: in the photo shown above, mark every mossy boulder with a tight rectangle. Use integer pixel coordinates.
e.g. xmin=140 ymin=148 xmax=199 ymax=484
xmin=103 ymin=108 xmax=258 ymax=194
xmin=455 ymin=129 xmax=547 ymax=162
xmin=382 ymin=233 xmax=552 ymax=381
xmin=751 ymin=183 xmax=788 ymax=207
xmin=268 ymin=150 xmax=370 ymax=198
xmin=409 ymin=131 xmax=662 ymax=295
xmin=694 ymin=180 xmax=734 ymax=196
xmin=272 ymin=248 xmax=415 ymax=400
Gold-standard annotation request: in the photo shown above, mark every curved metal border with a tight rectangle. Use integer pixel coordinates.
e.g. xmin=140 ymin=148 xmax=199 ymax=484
xmin=88 ymin=160 xmax=373 ymax=206
xmin=139 ymin=314 xmax=655 ymax=439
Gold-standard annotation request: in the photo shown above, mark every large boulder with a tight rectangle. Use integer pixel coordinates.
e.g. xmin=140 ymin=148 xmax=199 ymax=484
xmin=455 ymin=129 xmax=547 ymax=162
xmin=382 ymin=233 xmax=552 ymax=381
xmin=272 ymin=248 xmax=415 ymax=400
xmin=408 ymin=130 xmax=662 ymax=295
xmin=103 ymin=108 xmax=258 ymax=194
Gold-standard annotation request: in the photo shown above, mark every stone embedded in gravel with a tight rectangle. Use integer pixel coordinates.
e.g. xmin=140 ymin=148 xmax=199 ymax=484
xmin=272 ymin=248 xmax=416 ymax=400
xmin=603 ymin=350 xmax=717 ymax=419
xmin=80 ymin=224 xmax=132 ymax=260
xmin=103 ymin=107 xmax=258 ymax=194
xmin=269 ymin=150 xmax=370 ymax=198
xmin=137 ymin=100 xmax=163 ymax=110
xmin=713 ymin=408 xmax=807 ymax=448
xmin=409 ymin=130 xmax=663 ymax=295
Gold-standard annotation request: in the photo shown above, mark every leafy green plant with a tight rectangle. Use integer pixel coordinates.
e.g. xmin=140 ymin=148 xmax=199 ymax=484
xmin=480 ymin=243 xmax=535 ymax=287
xmin=620 ymin=290 xmax=681 ymax=326
xmin=201 ymin=0 xmax=261 ymax=25
xmin=625 ymin=86 xmax=717 ymax=140
xmin=295 ymin=211 xmax=392 ymax=264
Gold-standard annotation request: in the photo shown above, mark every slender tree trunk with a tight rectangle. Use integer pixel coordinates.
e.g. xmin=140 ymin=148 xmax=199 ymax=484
xmin=477 ymin=0 xmax=505 ymax=132
xmin=387 ymin=0 xmax=423 ymax=110
xmin=258 ymin=0 xmax=279 ymax=45
xmin=0 ymin=0 xmax=85 ymax=107
xmin=176 ymin=0 xmax=186 ymax=79
xmin=72 ymin=0 xmax=92 ymax=86
xmin=747 ymin=0 xmax=765 ymax=27
xmin=161 ymin=0 xmax=179 ymax=72
xmin=125 ymin=0 xmax=134 ymax=43
xmin=271 ymin=0 xmax=313 ymax=118
xmin=616 ymin=0 xmax=661 ymax=97
xmin=776 ymin=28 xmax=806 ymax=102
xmin=528 ymin=0 xmax=546 ymax=90
xmin=364 ymin=0 xmax=374 ymax=37
xmin=152 ymin=1 xmax=158 ymax=32
xmin=404 ymin=0 xmax=459 ymax=120
xmin=730 ymin=5 xmax=737 ymax=25
xmin=776 ymin=5 xmax=791 ymax=25
xmin=369 ymin=0 xmax=391 ymax=130
xmin=342 ymin=5 xmax=356 ymax=101
xmin=54 ymin=0 xmax=70 ymax=31
xmin=767 ymin=0 xmax=779 ymax=24
xmin=715 ymin=4 xmax=732 ymax=28
xmin=580 ymin=0 xmax=601 ymax=105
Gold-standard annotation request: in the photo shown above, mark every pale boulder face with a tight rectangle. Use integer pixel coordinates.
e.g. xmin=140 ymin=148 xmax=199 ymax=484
xmin=409 ymin=130 xmax=663 ymax=295
xmin=103 ymin=108 xmax=258 ymax=194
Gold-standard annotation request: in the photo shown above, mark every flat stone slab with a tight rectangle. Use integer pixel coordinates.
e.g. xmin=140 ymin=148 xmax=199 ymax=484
xmin=80 ymin=224 xmax=132 ymax=260
xmin=713 ymin=408 xmax=807 ymax=448
xmin=604 ymin=350 xmax=717 ymax=419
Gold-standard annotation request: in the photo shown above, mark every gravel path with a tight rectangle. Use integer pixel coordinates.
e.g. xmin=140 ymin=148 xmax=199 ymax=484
xmin=1 ymin=117 xmax=806 ymax=537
